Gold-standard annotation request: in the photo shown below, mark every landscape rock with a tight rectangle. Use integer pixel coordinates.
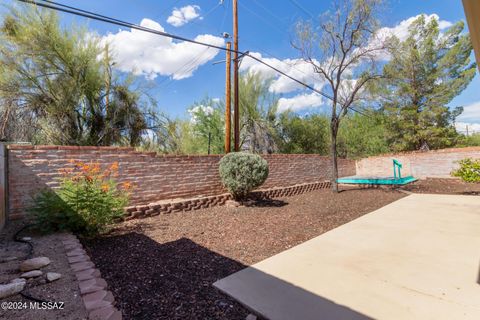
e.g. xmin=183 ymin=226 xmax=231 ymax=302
xmin=10 ymin=278 xmax=27 ymax=285
xmin=46 ymin=272 xmax=62 ymax=282
xmin=21 ymin=270 xmax=43 ymax=278
xmin=20 ymin=257 xmax=51 ymax=271
xmin=225 ymin=200 xmax=241 ymax=207
xmin=0 ymin=256 xmax=18 ymax=263
xmin=0 ymin=282 xmax=25 ymax=299
xmin=21 ymin=237 xmax=32 ymax=241
xmin=246 ymin=314 xmax=258 ymax=320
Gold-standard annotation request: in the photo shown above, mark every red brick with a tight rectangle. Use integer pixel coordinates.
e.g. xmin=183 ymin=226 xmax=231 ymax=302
xmin=89 ymin=306 xmax=122 ymax=320
xmin=76 ymin=268 xmax=101 ymax=281
xmin=82 ymin=290 xmax=115 ymax=311
xmin=79 ymin=278 xmax=108 ymax=295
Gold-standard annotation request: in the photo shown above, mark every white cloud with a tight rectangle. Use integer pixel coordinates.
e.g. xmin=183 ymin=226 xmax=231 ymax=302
xmin=189 ymin=105 xmax=214 ymax=124
xmin=455 ymin=101 xmax=480 ymax=134
xmin=167 ymin=5 xmax=201 ymax=27
xmin=369 ymin=14 xmax=454 ymax=61
xmin=380 ymin=14 xmax=452 ymax=41
xmin=102 ymin=19 xmax=224 ymax=80
xmin=457 ymin=101 xmax=480 ymax=123
xmin=278 ymin=93 xmax=325 ymax=113
xmin=455 ymin=122 xmax=480 ymax=134
xmin=240 ymin=52 xmax=325 ymax=94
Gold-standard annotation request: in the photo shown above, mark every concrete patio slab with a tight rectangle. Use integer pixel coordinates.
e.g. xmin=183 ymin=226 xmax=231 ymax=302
xmin=214 ymin=194 xmax=480 ymax=320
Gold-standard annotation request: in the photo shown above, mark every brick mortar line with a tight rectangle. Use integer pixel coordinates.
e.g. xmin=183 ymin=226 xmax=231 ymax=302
xmin=61 ymin=234 xmax=122 ymax=320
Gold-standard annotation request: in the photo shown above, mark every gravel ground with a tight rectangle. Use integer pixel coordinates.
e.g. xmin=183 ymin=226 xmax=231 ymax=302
xmin=0 ymin=222 xmax=88 ymax=320
xmin=401 ymin=178 xmax=480 ymax=195
xmin=84 ymin=188 xmax=406 ymax=320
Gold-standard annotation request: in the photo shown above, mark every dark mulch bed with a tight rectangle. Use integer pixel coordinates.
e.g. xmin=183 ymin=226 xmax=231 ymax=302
xmin=401 ymin=178 xmax=480 ymax=195
xmin=83 ymin=188 xmax=405 ymax=320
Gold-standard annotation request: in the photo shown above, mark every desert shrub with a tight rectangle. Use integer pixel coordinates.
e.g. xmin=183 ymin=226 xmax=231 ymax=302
xmin=219 ymin=152 xmax=269 ymax=199
xmin=30 ymin=161 xmax=132 ymax=236
xmin=452 ymin=158 xmax=480 ymax=183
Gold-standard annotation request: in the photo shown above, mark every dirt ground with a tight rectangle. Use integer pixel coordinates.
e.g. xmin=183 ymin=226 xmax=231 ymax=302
xmin=401 ymin=178 xmax=480 ymax=195
xmin=0 ymin=221 xmax=88 ymax=320
xmin=83 ymin=188 xmax=406 ymax=320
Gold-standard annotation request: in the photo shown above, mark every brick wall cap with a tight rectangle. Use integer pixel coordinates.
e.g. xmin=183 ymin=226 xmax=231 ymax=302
xmin=7 ymin=145 xmax=34 ymax=150
xmin=359 ymin=146 xmax=480 ymax=160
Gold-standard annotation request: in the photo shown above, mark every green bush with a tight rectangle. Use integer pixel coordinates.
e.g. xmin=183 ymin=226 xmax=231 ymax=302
xmin=219 ymin=152 xmax=269 ymax=200
xmin=452 ymin=158 xmax=480 ymax=183
xmin=30 ymin=161 xmax=131 ymax=236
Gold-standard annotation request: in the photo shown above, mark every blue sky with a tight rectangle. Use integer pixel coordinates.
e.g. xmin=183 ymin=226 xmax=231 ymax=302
xmin=4 ymin=0 xmax=480 ymax=131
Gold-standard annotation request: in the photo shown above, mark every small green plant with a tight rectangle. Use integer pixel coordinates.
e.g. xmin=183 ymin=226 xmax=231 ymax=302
xmin=452 ymin=158 xmax=480 ymax=183
xmin=30 ymin=161 xmax=132 ymax=236
xmin=219 ymin=152 xmax=269 ymax=200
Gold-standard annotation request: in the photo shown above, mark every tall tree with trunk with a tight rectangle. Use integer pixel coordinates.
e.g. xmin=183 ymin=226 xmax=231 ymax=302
xmin=293 ymin=0 xmax=386 ymax=192
xmin=376 ymin=16 xmax=476 ymax=151
xmin=0 ymin=5 xmax=151 ymax=146
xmin=238 ymin=72 xmax=279 ymax=154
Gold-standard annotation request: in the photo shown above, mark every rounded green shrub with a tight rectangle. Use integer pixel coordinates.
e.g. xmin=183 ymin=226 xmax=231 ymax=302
xmin=452 ymin=158 xmax=480 ymax=183
xmin=219 ymin=152 xmax=269 ymax=200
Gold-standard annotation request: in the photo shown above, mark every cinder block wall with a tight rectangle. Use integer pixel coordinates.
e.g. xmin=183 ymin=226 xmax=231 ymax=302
xmin=7 ymin=145 xmax=355 ymax=219
xmin=356 ymin=147 xmax=480 ymax=178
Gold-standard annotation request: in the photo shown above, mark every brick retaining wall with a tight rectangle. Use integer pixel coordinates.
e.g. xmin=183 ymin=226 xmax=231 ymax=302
xmin=356 ymin=147 xmax=480 ymax=178
xmin=5 ymin=145 xmax=355 ymax=219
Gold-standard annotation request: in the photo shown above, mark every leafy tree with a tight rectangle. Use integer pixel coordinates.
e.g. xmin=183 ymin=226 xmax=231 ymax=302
xmin=188 ymin=98 xmax=225 ymax=154
xmin=337 ymin=111 xmax=389 ymax=158
xmin=378 ymin=15 xmax=476 ymax=151
xmin=293 ymin=0 xmax=386 ymax=191
xmin=238 ymin=72 xmax=278 ymax=153
xmin=0 ymin=5 xmax=150 ymax=146
xmin=276 ymin=112 xmax=329 ymax=154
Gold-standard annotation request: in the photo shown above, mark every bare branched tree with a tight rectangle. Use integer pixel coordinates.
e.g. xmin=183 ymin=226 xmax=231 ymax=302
xmin=292 ymin=0 xmax=387 ymax=192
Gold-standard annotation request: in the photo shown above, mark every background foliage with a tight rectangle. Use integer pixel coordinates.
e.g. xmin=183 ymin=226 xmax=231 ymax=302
xmin=1 ymin=4 xmax=478 ymax=160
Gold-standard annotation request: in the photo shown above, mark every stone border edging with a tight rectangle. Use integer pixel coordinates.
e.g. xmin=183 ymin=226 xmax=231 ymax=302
xmin=123 ymin=181 xmax=332 ymax=220
xmin=61 ymin=234 xmax=122 ymax=320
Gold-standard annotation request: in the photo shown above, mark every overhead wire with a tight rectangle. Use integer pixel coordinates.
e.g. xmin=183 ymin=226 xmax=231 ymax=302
xmin=18 ymin=0 xmax=368 ymax=116
xmin=237 ymin=1 xmax=286 ymax=35
xmin=288 ymin=0 xmax=314 ymax=19
xmin=218 ymin=0 xmax=230 ymax=34
xmin=158 ymin=47 xmax=213 ymax=90
xmin=251 ymin=0 xmax=289 ymax=27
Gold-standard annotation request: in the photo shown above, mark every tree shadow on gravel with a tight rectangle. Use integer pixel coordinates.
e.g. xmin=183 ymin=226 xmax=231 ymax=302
xmin=83 ymin=233 xmax=250 ymax=320
xmin=83 ymin=233 xmax=372 ymax=320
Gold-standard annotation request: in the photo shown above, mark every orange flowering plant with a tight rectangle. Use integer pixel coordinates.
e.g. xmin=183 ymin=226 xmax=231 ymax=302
xmin=31 ymin=161 xmax=132 ymax=236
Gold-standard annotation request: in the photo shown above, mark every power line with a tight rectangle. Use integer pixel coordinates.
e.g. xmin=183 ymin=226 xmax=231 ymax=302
xmin=288 ymin=0 xmax=314 ymax=19
xmin=18 ymin=0 xmax=366 ymax=116
xmin=251 ymin=0 xmax=289 ymax=28
xmin=158 ymin=47 xmax=213 ymax=89
xmin=238 ymin=1 xmax=285 ymax=34
xmin=21 ymin=0 xmax=233 ymax=53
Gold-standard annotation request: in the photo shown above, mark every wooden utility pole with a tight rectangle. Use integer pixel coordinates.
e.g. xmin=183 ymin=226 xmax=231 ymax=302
xmin=225 ymin=41 xmax=232 ymax=153
xmin=233 ymin=0 xmax=240 ymax=151
xmin=104 ymin=44 xmax=111 ymax=114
